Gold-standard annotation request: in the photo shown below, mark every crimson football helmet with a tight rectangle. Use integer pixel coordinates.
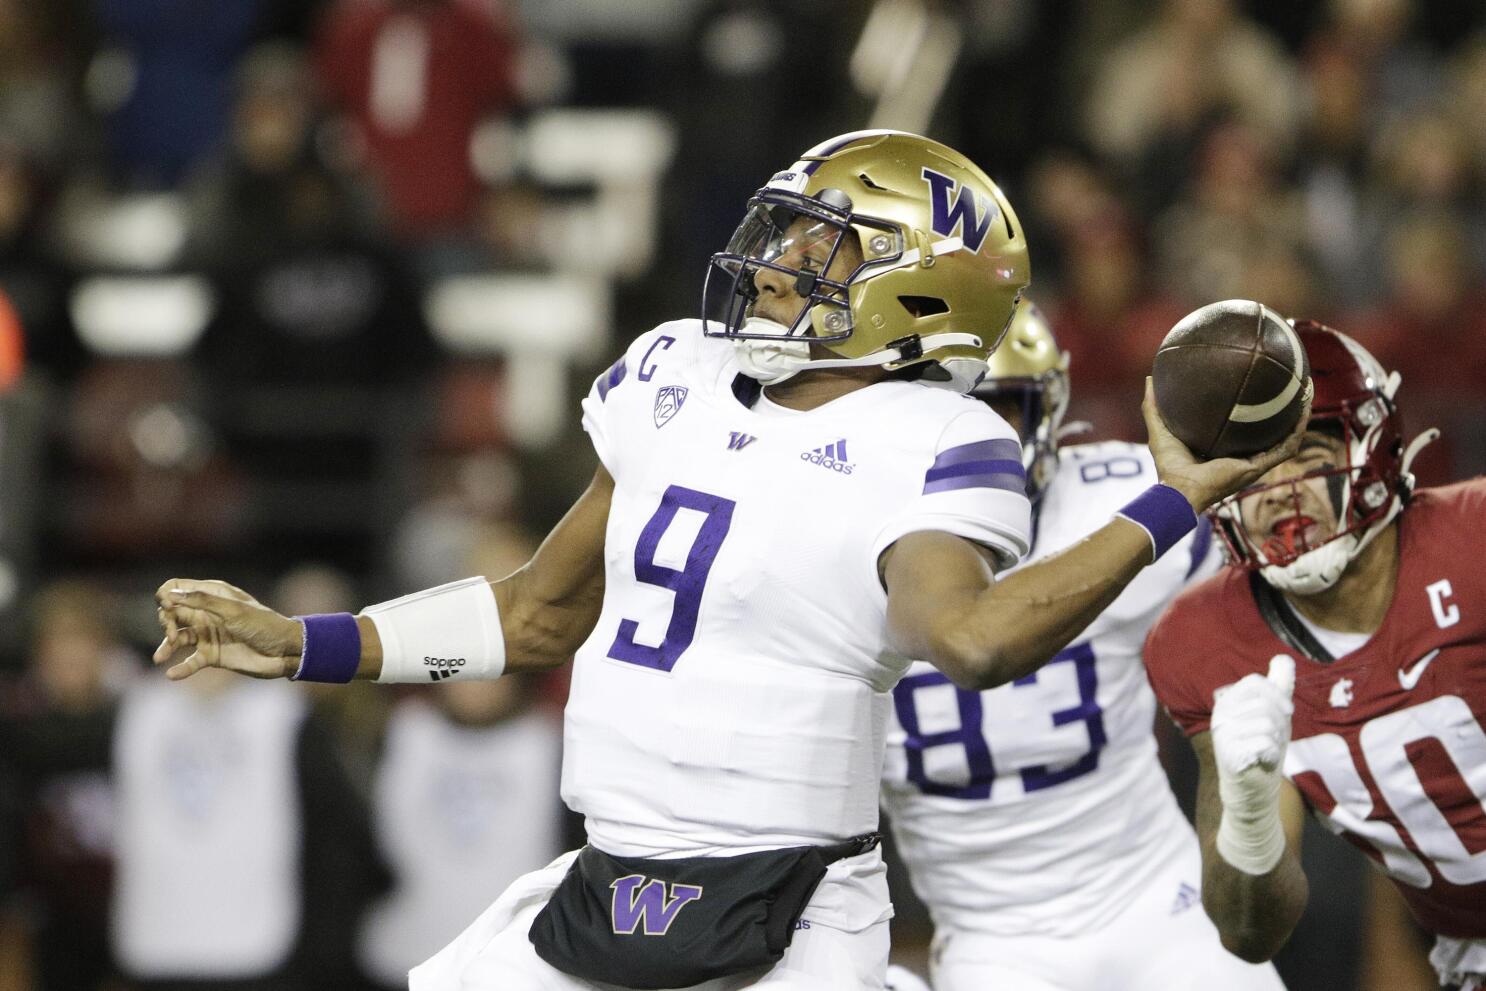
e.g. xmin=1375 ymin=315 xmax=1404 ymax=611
xmin=1211 ymin=321 xmax=1437 ymax=594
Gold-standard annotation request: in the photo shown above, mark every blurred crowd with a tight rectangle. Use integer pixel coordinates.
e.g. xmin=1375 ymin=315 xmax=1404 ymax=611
xmin=0 ymin=0 xmax=1483 ymax=988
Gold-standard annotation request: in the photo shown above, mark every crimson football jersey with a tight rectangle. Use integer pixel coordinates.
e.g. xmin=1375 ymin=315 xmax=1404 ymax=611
xmin=1146 ymin=480 xmax=1486 ymax=938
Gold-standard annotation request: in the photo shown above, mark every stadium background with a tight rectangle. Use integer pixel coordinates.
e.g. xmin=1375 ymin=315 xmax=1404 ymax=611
xmin=1 ymin=0 xmax=1483 ymax=987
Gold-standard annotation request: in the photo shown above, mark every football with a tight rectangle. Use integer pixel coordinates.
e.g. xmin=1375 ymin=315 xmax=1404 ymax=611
xmin=1152 ymin=299 xmax=1311 ymax=460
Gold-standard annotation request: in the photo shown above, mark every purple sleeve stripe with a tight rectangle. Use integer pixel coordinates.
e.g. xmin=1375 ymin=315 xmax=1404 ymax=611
xmin=595 ymin=357 xmax=627 ymax=401
xmin=929 ymin=438 xmax=1022 ymax=470
xmin=925 ymin=457 xmax=1025 ymax=484
xmin=923 ymin=471 xmax=1026 ymax=495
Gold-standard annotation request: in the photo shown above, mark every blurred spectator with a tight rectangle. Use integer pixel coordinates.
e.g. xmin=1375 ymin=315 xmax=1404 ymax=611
xmin=59 ymin=361 xmax=248 ymax=560
xmin=355 ymin=678 xmax=561 ymax=989
xmin=1310 ymin=0 xmax=1441 ymax=128
xmin=1038 ymin=212 xmax=1187 ymax=439
xmin=188 ymin=43 xmax=427 ymax=388
xmin=0 ymin=289 xmax=23 ymax=393
xmin=314 ymin=0 xmax=521 ymax=241
xmin=1345 ymin=212 xmax=1486 ymax=484
xmin=88 ymin=0 xmax=270 ymax=188
xmin=1153 ymin=119 xmax=1312 ymax=307
xmin=0 ymin=149 xmax=77 ymax=378
xmin=0 ymin=0 xmax=88 ymax=171
xmin=390 ymin=449 xmax=526 ymax=591
xmin=1456 ymin=33 xmax=1486 ymax=180
xmin=111 ymin=667 xmax=380 ymax=989
xmin=1085 ymin=0 xmax=1300 ymax=209
xmin=0 ymin=581 xmax=135 ymax=991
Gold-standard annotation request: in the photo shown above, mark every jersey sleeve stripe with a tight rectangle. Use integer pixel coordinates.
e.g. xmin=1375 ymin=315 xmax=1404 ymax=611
xmin=596 ymin=357 xmax=628 ymax=401
xmin=928 ymin=438 xmax=1022 ymax=470
xmin=924 ymin=469 xmax=1025 ymax=495
xmin=925 ymin=457 xmax=1024 ymax=484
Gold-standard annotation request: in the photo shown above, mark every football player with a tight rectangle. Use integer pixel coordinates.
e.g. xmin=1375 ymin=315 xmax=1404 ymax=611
xmin=1143 ymin=322 xmax=1485 ymax=990
xmin=881 ymin=300 xmax=1284 ymax=990
xmin=153 ymin=131 xmax=1301 ymax=991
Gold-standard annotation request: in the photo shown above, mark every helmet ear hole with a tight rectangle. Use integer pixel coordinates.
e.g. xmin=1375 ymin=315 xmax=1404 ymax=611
xmin=898 ymin=295 xmax=948 ymax=317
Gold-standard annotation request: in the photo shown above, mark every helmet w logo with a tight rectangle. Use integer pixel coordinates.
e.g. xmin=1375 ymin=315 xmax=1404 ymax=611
xmin=921 ymin=167 xmax=997 ymax=253
xmin=610 ymin=874 xmax=704 ymax=936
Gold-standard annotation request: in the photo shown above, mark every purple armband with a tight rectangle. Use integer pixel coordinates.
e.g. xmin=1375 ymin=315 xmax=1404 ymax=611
xmin=1116 ymin=483 xmax=1198 ymax=561
xmin=291 ymin=613 xmax=361 ymax=683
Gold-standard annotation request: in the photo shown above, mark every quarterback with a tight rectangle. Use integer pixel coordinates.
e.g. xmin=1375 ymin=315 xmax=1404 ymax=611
xmin=881 ymin=301 xmax=1283 ymax=989
xmin=1144 ymin=323 xmax=1485 ymax=990
xmin=153 ymin=131 xmax=1300 ymax=991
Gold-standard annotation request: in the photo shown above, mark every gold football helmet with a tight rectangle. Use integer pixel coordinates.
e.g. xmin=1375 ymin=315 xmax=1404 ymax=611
xmin=702 ymin=130 xmax=1031 ymax=390
xmin=972 ymin=298 xmax=1069 ymax=502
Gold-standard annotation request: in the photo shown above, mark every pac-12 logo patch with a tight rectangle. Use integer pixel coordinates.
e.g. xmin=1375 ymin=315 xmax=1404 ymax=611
xmin=921 ymin=167 xmax=999 ymax=253
xmin=653 ymin=386 xmax=688 ymax=428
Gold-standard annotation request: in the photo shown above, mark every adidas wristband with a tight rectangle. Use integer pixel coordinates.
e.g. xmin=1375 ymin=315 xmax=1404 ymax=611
xmin=365 ymin=576 xmax=505 ymax=684
xmin=1115 ymin=483 xmax=1197 ymax=561
xmin=292 ymin=613 xmax=362 ymax=683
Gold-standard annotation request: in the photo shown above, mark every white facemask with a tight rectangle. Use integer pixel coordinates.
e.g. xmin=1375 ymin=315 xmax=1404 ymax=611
xmin=1260 ymin=537 xmax=1354 ymax=595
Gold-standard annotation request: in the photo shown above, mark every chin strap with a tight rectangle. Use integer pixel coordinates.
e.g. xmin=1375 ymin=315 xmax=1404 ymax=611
xmin=787 ymin=332 xmax=985 ymax=371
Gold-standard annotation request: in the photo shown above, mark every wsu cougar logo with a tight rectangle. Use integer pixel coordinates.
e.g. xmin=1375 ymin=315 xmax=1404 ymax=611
xmin=610 ymin=875 xmax=704 ymax=936
xmin=921 ymin=167 xmax=998 ymax=253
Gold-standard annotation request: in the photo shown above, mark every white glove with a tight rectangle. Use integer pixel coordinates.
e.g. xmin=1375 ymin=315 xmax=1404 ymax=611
xmin=1211 ymin=654 xmax=1295 ymax=875
xmin=884 ymin=966 xmax=932 ymax=991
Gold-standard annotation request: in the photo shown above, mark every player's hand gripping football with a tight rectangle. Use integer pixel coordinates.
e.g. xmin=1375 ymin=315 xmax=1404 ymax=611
xmin=153 ymin=579 xmax=304 ymax=681
xmin=1210 ymin=654 xmax=1296 ymax=875
xmin=1142 ymin=377 xmax=1309 ymax=512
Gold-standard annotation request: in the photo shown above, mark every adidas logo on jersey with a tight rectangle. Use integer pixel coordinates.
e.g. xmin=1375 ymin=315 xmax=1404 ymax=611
xmin=801 ymin=440 xmax=854 ymax=475
xmin=1170 ymin=881 xmax=1199 ymax=915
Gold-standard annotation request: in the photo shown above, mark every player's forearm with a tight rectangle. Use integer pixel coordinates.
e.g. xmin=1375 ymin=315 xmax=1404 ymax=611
xmin=491 ymin=566 xmax=604 ymax=670
xmin=937 ymin=518 xmax=1153 ymax=689
xmin=1194 ymin=734 xmax=1308 ymax=962
xmin=1200 ymin=838 xmax=1308 ymax=962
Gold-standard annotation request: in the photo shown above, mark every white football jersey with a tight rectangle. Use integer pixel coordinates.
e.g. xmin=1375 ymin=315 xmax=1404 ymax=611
xmin=560 ymin=320 xmax=1031 ymax=928
xmin=881 ymin=440 xmax=1220 ymax=937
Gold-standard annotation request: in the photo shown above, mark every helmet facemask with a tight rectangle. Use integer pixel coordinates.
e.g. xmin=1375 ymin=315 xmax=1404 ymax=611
xmin=702 ymin=187 xmax=898 ymax=384
xmin=1212 ymin=399 xmax=1405 ymax=595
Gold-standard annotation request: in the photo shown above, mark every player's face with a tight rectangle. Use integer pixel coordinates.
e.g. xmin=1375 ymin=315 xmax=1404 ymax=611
xmin=750 ymin=217 xmax=863 ymax=328
xmin=1236 ymin=429 xmax=1347 ymax=556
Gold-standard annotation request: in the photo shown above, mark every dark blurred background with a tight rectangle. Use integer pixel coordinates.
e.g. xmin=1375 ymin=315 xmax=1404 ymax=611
xmin=0 ymin=0 xmax=1482 ymax=988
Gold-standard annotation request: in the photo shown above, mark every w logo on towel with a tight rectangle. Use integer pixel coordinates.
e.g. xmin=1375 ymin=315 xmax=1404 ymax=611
xmin=610 ymin=875 xmax=704 ymax=936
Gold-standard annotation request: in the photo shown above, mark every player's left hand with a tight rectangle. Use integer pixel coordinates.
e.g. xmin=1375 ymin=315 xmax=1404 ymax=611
xmin=1143 ymin=377 xmax=1310 ymax=512
xmin=154 ymin=579 xmax=303 ymax=681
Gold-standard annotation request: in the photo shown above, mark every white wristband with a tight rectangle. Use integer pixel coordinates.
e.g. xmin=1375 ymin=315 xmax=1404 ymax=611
xmin=364 ymin=576 xmax=506 ymax=683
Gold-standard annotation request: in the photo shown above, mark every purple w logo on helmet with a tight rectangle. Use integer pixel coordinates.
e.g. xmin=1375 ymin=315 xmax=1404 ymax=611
xmin=610 ymin=875 xmax=705 ymax=936
xmin=921 ymin=167 xmax=997 ymax=254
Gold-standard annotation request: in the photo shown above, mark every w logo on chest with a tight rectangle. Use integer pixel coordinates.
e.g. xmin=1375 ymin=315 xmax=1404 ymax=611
xmin=921 ymin=167 xmax=999 ymax=253
xmin=610 ymin=874 xmax=704 ymax=935
xmin=727 ymin=431 xmax=757 ymax=450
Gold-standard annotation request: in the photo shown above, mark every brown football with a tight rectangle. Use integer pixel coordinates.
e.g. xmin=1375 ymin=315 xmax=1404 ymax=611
xmin=1152 ymin=299 xmax=1311 ymax=459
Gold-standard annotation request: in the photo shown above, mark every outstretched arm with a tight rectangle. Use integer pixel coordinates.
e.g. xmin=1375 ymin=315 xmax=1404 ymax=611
xmin=1193 ymin=728 xmax=1309 ymax=961
xmin=883 ymin=381 xmax=1307 ymax=690
xmin=156 ymin=465 xmax=614 ymax=681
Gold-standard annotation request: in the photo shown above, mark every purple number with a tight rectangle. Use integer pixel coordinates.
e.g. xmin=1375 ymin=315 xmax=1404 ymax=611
xmin=607 ymin=485 xmax=735 ymax=672
xmin=1077 ymin=457 xmax=1144 ymax=484
xmin=1013 ymin=641 xmax=1106 ymax=791
xmin=893 ymin=642 xmax=1105 ymax=800
xmin=892 ymin=671 xmax=996 ymax=799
